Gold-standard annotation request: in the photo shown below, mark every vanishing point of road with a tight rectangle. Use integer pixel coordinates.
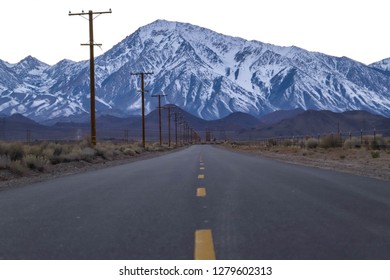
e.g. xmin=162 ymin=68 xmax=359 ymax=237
xmin=0 ymin=145 xmax=389 ymax=259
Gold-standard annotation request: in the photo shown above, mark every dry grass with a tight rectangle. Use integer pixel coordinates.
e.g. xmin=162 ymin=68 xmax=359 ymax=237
xmin=223 ymin=138 xmax=390 ymax=181
xmin=0 ymin=140 xmax=174 ymax=179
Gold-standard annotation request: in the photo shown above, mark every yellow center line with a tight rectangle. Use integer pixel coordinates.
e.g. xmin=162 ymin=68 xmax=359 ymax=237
xmin=200 ymin=167 xmax=205 ymax=170
xmin=194 ymin=229 xmax=216 ymax=260
xmin=198 ymin=174 xmax=205 ymax=179
xmin=196 ymin=187 xmax=206 ymax=197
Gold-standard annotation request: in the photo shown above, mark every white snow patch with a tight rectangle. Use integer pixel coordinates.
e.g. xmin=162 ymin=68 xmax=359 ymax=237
xmin=31 ymin=100 xmax=48 ymax=108
xmin=128 ymin=99 xmax=142 ymax=110
xmin=0 ymin=100 xmax=18 ymax=111
xmin=95 ymin=96 xmax=112 ymax=108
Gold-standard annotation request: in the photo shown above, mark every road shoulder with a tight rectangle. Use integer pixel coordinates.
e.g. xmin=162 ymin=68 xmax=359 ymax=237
xmin=0 ymin=146 xmax=188 ymax=192
xmin=217 ymin=143 xmax=390 ymax=181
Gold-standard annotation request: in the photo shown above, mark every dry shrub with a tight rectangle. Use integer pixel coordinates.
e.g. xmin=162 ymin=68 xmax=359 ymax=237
xmin=23 ymin=155 xmax=47 ymax=172
xmin=24 ymin=144 xmax=43 ymax=157
xmin=145 ymin=143 xmax=167 ymax=152
xmin=0 ymin=155 xmax=11 ymax=169
xmin=370 ymin=136 xmax=386 ymax=150
xmin=65 ymin=146 xmax=83 ymax=162
xmin=343 ymin=137 xmax=361 ymax=149
xmin=267 ymin=139 xmax=278 ymax=147
xmin=81 ymin=147 xmax=96 ymax=162
xmin=120 ymin=143 xmax=143 ymax=155
xmin=0 ymin=140 xmax=167 ymax=177
xmin=133 ymin=146 xmax=143 ymax=154
xmin=43 ymin=143 xmax=66 ymax=164
xmin=95 ymin=143 xmax=115 ymax=160
xmin=320 ymin=135 xmax=342 ymax=149
xmin=9 ymin=160 xmax=29 ymax=175
xmin=122 ymin=147 xmax=136 ymax=156
xmin=305 ymin=138 xmax=319 ymax=149
xmin=80 ymin=137 xmax=93 ymax=148
xmin=0 ymin=142 xmax=24 ymax=161
xmin=371 ymin=151 xmax=380 ymax=158
xmin=282 ymin=139 xmax=293 ymax=147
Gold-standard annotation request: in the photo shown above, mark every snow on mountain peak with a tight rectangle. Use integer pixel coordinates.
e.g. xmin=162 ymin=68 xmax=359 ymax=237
xmin=370 ymin=58 xmax=390 ymax=72
xmin=0 ymin=19 xmax=389 ymax=122
xmin=10 ymin=56 xmax=49 ymax=76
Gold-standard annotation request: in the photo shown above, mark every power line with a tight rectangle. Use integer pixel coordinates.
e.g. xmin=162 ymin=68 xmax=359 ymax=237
xmin=69 ymin=9 xmax=112 ymax=146
xmin=163 ymin=105 xmax=176 ymax=147
xmin=152 ymin=93 xmax=167 ymax=146
xmin=131 ymin=72 xmax=153 ymax=148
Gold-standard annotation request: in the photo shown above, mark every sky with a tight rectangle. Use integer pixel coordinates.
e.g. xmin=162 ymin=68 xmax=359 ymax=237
xmin=1 ymin=0 xmax=389 ymax=66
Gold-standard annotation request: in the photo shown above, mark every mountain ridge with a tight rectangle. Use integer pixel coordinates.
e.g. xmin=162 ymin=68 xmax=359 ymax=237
xmin=0 ymin=19 xmax=390 ymax=122
xmin=1 ymin=109 xmax=388 ymax=142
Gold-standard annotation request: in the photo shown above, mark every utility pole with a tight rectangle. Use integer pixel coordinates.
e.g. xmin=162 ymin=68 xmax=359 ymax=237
xmin=69 ymin=9 xmax=112 ymax=145
xmin=152 ymin=94 xmax=167 ymax=146
xmin=179 ymin=114 xmax=183 ymax=146
xmin=186 ymin=124 xmax=190 ymax=144
xmin=183 ymin=122 xmax=187 ymax=145
xmin=131 ymin=72 xmax=153 ymax=148
xmin=163 ymin=105 xmax=176 ymax=147
xmin=124 ymin=129 xmax=129 ymax=142
xmin=184 ymin=120 xmax=187 ymax=145
xmin=174 ymin=112 xmax=178 ymax=147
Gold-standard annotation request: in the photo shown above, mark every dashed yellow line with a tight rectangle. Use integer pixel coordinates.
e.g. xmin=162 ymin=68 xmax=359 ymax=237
xmin=195 ymin=154 xmax=215 ymax=259
xmin=194 ymin=229 xmax=216 ymax=260
xmin=196 ymin=187 xmax=206 ymax=197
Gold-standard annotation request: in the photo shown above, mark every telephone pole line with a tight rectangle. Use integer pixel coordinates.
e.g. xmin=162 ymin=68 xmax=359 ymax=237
xmin=163 ymin=105 xmax=176 ymax=147
xmin=178 ymin=114 xmax=183 ymax=146
xmin=69 ymin=9 xmax=112 ymax=145
xmin=152 ymin=94 xmax=167 ymax=146
xmin=131 ymin=72 xmax=153 ymax=148
xmin=174 ymin=112 xmax=179 ymax=147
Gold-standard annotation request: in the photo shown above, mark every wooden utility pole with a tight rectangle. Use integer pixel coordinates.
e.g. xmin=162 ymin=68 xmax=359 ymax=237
xmin=179 ymin=114 xmax=183 ymax=146
xmin=131 ymin=72 xmax=153 ymax=148
xmin=152 ymin=94 xmax=167 ymax=146
xmin=174 ymin=112 xmax=178 ymax=147
xmin=186 ymin=123 xmax=190 ymax=144
xmin=163 ymin=105 xmax=176 ymax=147
xmin=69 ymin=9 xmax=112 ymax=145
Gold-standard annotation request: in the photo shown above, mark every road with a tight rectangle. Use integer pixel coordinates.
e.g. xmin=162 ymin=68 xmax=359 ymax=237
xmin=0 ymin=145 xmax=389 ymax=260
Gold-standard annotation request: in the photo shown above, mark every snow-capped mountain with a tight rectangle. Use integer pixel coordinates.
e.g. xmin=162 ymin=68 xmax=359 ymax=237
xmin=369 ymin=58 xmax=390 ymax=74
xmin=0 ymin=19 xmax=390 ymax=122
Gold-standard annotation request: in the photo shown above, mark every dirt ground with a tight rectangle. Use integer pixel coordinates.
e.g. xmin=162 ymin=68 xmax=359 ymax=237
xmin=222 ymin=143 xmax=390 ymax=181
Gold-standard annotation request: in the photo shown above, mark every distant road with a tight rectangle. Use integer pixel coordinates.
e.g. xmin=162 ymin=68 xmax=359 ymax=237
xmin=0 ymin=145 xmax=390 ymax=259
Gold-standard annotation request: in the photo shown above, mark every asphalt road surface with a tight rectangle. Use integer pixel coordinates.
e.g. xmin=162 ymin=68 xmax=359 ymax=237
xmin=0 ymin=145 xmax=389 ymax=260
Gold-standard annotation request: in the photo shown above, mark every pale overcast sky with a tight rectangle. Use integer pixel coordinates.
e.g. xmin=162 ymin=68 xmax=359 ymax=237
xmin=1 ymin=0 xmax=389 ymax=65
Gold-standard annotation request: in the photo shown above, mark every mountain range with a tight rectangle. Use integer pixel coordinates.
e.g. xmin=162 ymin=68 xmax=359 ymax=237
xmin=0 ymin=19 xmax=390 ymax=122
xmin=1 ymin=108 xmax=389 ymax=142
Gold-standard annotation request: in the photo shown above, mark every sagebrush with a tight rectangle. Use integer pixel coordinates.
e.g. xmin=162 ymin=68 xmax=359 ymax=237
xmin=0 ymin=141 xmax=171 ymax=176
